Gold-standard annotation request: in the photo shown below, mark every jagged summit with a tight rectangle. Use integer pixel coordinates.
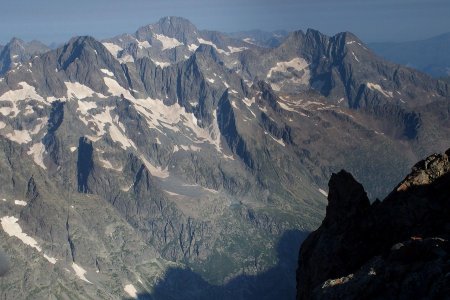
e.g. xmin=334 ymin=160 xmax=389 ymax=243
xmin=136 ymin=16 xmax=199 ymax=44
xmin=0 ymin=37 xmax=50 ymax=74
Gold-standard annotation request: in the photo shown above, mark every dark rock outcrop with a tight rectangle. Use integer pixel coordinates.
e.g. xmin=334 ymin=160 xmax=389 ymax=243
xmin=296 ymin=148 xmax=450 ymax=300
xmin=77 ymin=136 xmax=94 ymax=193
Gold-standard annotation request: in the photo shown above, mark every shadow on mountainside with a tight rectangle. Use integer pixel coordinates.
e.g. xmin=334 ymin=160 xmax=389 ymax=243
xmin=125 ymin=229 xmax=309 ymax=300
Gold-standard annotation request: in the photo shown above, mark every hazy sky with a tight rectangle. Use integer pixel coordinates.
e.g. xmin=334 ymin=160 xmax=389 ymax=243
xmin=1 ymin=0 xmax=449 ymax=45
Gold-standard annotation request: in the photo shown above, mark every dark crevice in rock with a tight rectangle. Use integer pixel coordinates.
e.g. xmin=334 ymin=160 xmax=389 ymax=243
xmin=77 ymin=137 xmax=94 ymax=193
xmin=25 ymin=176 xmax=40 ymax=203
xmin=42 ymin=100 xmax=65 ymax=165
xmin=66 ymin=216 xmax=76 ymax=262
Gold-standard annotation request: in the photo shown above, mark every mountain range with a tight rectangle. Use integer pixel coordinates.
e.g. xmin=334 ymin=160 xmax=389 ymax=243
xmin=369 ymin=32 xmax=450 ymax=78
xmin=0 ymin=16 xmax=448 ymax=299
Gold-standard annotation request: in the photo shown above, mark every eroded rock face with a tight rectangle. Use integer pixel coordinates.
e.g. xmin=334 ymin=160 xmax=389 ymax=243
xmin=296 ymin=148 xmax=450 ymax=300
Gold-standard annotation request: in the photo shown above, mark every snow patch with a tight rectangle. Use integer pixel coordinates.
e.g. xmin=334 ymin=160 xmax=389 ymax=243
xmin=100 ymin=69 xmax=114 ymax=76
xmin=27 ymin=142 xmax=47 ymax=169
xmin=103 ymin=77 xmax=134 ymax=99
xmin=0 ymin=104 xmax=18 ymax=117
xmin=5 ymin=130 xmax=32 ymax=144
xmin=154 ymin=34 xmax=183 ymax=50
xmin=243 ymin=38 xmax=256 ymax=44
xmin=197 ymin=38 xmax=228 ymax=55
xmin=98 ymin=156 xmax=122 ymax=171
xmin=188 ymin=44 xmax=199 ymax=52
xmin=0 ymin=82 xmax=45 ymax=104
xmin=136 ymin=40 xmax=151 ymax=49
xmin=242 ymin=97 xmax=255 ymax=107
xmin=14 ymin=200 xmax=27 ymax=206
xmin=77 ymin=100 xmax=97 ymax=115
xmin=66 ymin=82 xmax=105 ymax=100
xmin=366 ymin=82 xmax=393 ymax=98
xmin=228 ymin=46 xmax=248 ymax=53
xmin=121 ymin=184 xmax=134 ymax=192
xmin=268 ymin=134 xmax=285 ymax=147
xmin=138 ymin=154 xmax=169 ymax=178
xmin=351 ymin=51 xmax=360 ymax=62
xmin=99 ymin=79 xmax=226 ymax=158
xmin=1 ymin=216 xmax=41 ymax=251
xmin=92 ymin=106 xmax=136 ymax=150
xmin=267 ymin=58 xmax=310 ymax=90
xmin=24 ymin=105 xmax=34 ymax=116
xmin=319 ymin=188 xmax=328 ymax=197
xmin=70 ymin=146 xmax=77 ymax=152
xmin=124 ymin=284 xmax=138 ymax=299
xmin=152 ymin=60 xmax=171 ymax=68
xmin=43 ymin=254 xmax=57 ymax=264
xmin=165 ymin=190 xmax=181 ymax=196
xmin=277 ymin=101 xmax=295 ymax=112
xmin=72 ymin=263 xmax=92 ymax=284
xmin=131 ymin=98 xmax=222 ymax=153
xmin=0 ymin=121 xmax=6 ymax=129
xmin=102 ymin=42 xmax=123 ymax=57
xmin=267 ymin=58 xmax=309 ymax=79
xmin=118 ymin=54 xmax=134 ymax=64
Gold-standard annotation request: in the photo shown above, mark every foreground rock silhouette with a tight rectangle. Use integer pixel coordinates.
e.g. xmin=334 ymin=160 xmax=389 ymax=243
xmin=297 ymin=148 xmax=450 ymax=300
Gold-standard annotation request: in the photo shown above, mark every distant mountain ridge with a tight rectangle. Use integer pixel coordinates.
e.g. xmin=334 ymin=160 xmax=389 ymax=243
xmin=369 ymin=32 xmax=450 ymax=77
xmin=0 ymin=38 xmax=50 ymax=75
xmin=229 ymin=29 xmax=289 ymax=48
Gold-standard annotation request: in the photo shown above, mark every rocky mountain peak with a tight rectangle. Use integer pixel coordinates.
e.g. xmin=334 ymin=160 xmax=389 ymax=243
xmin=136 ymin=16 xmax=198 ymax=44
xmin=0 ymin=37 xmax=50 ymax=74
xmin=3 ymin=37 xmax=49 ymax=58
xmin=7 ymin=37 xmax=26 ymax=50
xmin=323 ymin=170 xmax=370 ymax=228
xmin=57 ymin=35 xmax=115 ymax=68
xmin=156 ymin=16 xmax=197 ymax=32
xmin=59 ymin=35 xmax=109 ymax=62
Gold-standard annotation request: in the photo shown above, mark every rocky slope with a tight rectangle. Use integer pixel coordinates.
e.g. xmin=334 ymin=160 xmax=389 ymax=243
xmin=296 ymin=148 xmax=450 ymax=299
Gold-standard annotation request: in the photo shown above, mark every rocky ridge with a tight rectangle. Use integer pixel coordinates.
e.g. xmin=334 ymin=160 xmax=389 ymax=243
xmin=296 ymin=148 xmax=450 ymax=299
xmin=0 ymin=38 xmax=50 ymax=75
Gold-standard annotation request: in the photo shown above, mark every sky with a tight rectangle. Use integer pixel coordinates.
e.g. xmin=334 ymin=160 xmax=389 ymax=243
xmin=0 ymin=0 xmax=449 ymax=45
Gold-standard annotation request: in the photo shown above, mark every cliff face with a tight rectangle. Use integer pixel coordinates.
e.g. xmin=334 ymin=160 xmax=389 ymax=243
xmin=296 ymin=148 xmax=450 ymax=300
